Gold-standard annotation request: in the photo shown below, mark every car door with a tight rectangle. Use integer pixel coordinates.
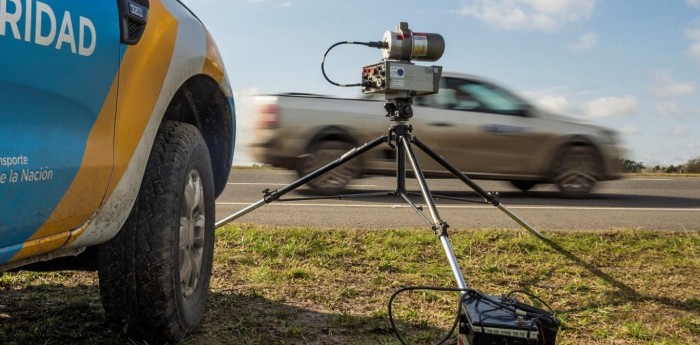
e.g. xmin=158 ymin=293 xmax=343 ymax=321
xmin=0 ymin=1 xmax=121 ymax=265
xmin=417 ymin=77 xmax=550 ymax=176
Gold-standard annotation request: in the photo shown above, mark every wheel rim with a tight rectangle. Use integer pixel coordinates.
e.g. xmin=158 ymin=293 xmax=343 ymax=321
xmin=179 ymin=169 xmax=206 ymax=298
xmin=555 ymin=147 xmax=598 ymax=194
xmin=302 ymin=143 xmax=357 ymax=191
xmin=310 ymin=148 xmax=350 ymax=188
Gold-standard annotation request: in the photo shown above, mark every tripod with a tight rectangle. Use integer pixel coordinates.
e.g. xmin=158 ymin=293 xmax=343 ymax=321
xmin=216 ymin=97 xmax=548 ymax=291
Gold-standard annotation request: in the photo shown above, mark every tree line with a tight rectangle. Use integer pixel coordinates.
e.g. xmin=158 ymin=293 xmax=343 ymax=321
xmin=621 ymin=156 xmax=700 ymax=174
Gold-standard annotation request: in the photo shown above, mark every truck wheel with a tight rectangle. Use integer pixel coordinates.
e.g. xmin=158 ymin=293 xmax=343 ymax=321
xmin=98 ymin=122 xmax=215 ymax=343
xmin=510 ymin=181 xmax=537 ymax=192
xmin=552 ymin=145 xmax=599 ymax=198
xmin=299 ymin=140 xmax=359 ymax=195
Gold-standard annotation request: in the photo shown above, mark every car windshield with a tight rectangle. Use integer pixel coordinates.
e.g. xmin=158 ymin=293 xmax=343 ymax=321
xmin=460 ymin=83 xmax=522 ymax=113
xmin=438 ymin=77 xmax=527 ymax=115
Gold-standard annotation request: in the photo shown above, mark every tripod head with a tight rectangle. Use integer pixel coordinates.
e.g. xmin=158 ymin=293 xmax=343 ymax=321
xmin=384 ymin=97 xmax=414 ymax=121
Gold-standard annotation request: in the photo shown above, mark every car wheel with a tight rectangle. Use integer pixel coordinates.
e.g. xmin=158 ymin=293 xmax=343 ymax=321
xmin=298 ymin=140 xmax=359 ymax=195
xmin=510 ymin=181 xmax=537 ymax=192
xmin=98 ymin=122 xmax=215 ymax=343
xmin=552 ymin=145 xmax=600 ymax=198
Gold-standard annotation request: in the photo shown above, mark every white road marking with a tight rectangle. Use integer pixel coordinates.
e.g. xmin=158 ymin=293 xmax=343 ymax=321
xmin=216 ymin=202 xmax=700 ymax=212
xmin=227 ymin=182 xmax=377 ymax=187
xmin=232 ymin=171 xmax=297 ymax=175
xmin=228 ymin=183 xmax=294 ymax=186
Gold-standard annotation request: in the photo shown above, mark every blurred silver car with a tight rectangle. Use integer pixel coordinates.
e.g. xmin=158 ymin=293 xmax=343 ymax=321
xmin=250 ymin=73 xmax=624 ymax=197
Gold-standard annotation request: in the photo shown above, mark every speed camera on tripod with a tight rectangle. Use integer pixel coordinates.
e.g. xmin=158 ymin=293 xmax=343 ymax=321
xmin=320 ymin=22 xmax=444 ymax=99
xmin=362 ymin=22 xmax=444 ymax=98
xmin=222 ymin=21 xmax=561 ymax=345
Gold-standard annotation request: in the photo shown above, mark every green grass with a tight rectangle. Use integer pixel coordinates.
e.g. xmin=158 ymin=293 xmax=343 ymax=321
xmin=1 ymin=225 xmax=698 ymax=344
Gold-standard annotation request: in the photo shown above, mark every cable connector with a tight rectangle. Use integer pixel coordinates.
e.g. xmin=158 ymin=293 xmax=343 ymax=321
xmin=365 ymin=40 xmax=387 ymax=49
xmin=321 ymin=40 xmax=388 ymax=87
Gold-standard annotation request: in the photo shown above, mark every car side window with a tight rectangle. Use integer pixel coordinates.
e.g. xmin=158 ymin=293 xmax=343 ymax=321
xmin=433 ymin=88 xmax=457 ymax=109
xmin=414 ymin=93 xmax=448 ymax=109
xmin=443 ymin=78 xmax=527 ymax=116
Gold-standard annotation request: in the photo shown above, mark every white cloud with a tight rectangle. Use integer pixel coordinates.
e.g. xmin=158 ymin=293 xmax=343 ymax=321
xmin=536 ymin=95 xmax=572 ymax=114
xmin=620 ymin=124 xmax=638 ymax=135
xmin=247 ymin=0 xmax=292 ymax=6
xmin=570 ymin=33 xmax=598 ymax=51
xmin=691 ymin=42 xmax=700 ymax=61
xmin=689 ymin=28 xmax=700 ymax=41
xmin=652 ymin=72 xmax=696 ymax=96
xmin=584 ymin=96 xmax=638 ymax=118
xmin=524 ymin=89 xmax=644 ymax=119
xmin=655 ymin=102 xmax=681 ymax=117
xmin=520 ymin=88 xmax=574 ymax=114
xmin=672 ymin=128 xmax=688 ymax=136
xmin=688 ymin=28 xmax=700 ymax=62
xmin=457 ymin=0 xmax=597 ymax=31
xmin=687 ymin=0 xmax=700 ymax=8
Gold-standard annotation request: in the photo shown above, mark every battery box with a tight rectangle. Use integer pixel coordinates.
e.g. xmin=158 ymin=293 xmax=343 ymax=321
xmin=458 ymin=294 xmax=559 ymax=345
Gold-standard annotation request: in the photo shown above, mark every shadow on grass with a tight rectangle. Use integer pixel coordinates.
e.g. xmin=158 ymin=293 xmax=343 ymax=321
xmin=194 ymin=291 xmax=424 ymax=345
xmin=277 ymin=188 xmax=699 ymax=315
xmin=525 ymin=236 xmax=700 ymax=315
xmin=0 ymin=282 xmax=451 ymax=345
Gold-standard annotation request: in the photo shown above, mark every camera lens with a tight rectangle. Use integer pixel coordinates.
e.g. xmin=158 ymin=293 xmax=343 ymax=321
xmin=381 ymin=23 xmax=444 ymax=62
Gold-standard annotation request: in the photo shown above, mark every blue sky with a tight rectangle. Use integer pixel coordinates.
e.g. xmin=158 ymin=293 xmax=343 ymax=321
xmin=183 ymin=0 xmax=700 ymax=167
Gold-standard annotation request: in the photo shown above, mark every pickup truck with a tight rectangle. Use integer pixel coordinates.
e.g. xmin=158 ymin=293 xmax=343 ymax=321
xmin=250 ymin=72 xmax=623 ymax=197
xmin=0 ymin=0 xmax=234 ymax=342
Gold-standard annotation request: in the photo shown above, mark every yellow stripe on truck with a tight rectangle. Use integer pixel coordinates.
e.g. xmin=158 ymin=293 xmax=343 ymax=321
xmin=108 ymin=0 xmax=178 ymax=196
xmin=11 ymin=75 xmax=119 ymax=262
xmin=202 ymin=29 xmax=225 ymax=84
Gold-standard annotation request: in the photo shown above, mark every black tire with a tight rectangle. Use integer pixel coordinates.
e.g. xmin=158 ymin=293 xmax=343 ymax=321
xmin=298 ymin=140 xmax=359 ymax=195
xmin=510 ymin=181 xmax=537 ymax=192
xmin=552 ymin=145 xmax=600 ymax=198
xmin=98 ymin=122 xmax=215 ymax=343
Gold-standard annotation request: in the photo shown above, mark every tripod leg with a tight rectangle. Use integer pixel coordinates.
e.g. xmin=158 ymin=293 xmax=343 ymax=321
xmin=401 ymin=137 xmax=441 ymax=226
xmin=215 ymin=135 xmax=388 ymax=228
xmin=411 ymin=136 xmax=546 ymax=240
xmin=398 ymin=192 xmax=432 ymax=226
xmin=401 ymin=136 xmax=468 ymax=290
xmin=396 ymin=134 xmax=406 ymax=193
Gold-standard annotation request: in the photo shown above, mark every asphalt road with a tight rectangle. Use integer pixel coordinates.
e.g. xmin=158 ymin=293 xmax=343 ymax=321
xmin=216 ymin=168 xmax=700 ymax=231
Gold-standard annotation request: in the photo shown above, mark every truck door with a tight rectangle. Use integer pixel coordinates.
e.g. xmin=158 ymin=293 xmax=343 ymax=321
xmin=0 ymin=1 xmax=121 ymax=264
xmin=417 ymin=77 xmax=544 ymax=175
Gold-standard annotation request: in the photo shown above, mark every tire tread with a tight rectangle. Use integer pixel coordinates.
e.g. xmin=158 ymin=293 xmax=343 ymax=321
xmin=98 ymin=122 xmax=214 ymax=343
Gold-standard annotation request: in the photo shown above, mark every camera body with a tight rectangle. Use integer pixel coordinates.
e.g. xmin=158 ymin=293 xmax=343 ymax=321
xmin=362 ymin=22 xmax=444 ymax=99
xmin=361 ymin=61 xmax=442 ymax=97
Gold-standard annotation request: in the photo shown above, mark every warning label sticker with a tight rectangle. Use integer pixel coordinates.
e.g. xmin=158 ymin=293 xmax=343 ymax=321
xmin=389 ymin=66 xmax=405 ymax=78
